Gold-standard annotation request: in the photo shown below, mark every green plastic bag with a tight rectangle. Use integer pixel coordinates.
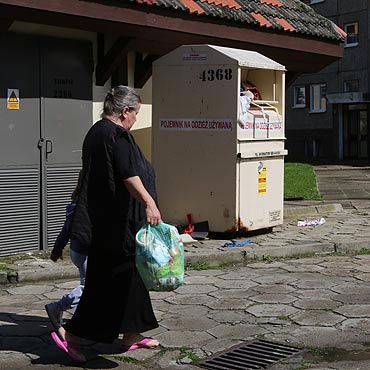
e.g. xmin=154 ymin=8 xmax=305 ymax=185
xmin=135 ymin=222 xmax=184 ymax=292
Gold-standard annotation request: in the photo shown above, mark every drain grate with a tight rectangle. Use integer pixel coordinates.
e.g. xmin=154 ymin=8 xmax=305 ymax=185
xmin=198 ymin=339 xmax=304 ymax=370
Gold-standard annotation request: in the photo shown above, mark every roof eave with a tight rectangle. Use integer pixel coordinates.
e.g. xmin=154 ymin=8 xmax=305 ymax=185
xmin=0 ymin=0 xmax=344 ymax=73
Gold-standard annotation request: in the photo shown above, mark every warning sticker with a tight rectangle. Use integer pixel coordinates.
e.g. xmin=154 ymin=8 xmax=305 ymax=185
xmin=7 ymin=89 xmax=19 ymax=110
xmin=258 ymin=164 xmax=267 ymax=194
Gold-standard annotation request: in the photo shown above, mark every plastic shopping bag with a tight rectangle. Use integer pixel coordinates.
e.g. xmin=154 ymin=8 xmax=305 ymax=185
xmin=135 ymin=222 xmax=184 ymax=292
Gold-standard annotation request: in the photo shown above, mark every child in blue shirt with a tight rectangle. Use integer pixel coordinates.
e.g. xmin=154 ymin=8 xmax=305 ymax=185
xmin=45 ymin=177 xmax=89 ymax=331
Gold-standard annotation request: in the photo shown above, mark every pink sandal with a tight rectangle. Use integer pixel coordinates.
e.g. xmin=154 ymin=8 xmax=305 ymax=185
xmin=122 ymin=337 xmax=159 ymax=351
xmin=51 ymin=331 xmax=86 ymax=363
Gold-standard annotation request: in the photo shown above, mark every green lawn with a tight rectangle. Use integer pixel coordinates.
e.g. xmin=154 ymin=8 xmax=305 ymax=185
xmin=284 ymin=162 xmax=322 ymax=200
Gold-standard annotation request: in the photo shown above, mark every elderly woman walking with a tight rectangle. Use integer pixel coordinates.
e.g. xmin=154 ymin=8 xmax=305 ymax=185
xmin=51 ymin=86 xmax=161 ymax=362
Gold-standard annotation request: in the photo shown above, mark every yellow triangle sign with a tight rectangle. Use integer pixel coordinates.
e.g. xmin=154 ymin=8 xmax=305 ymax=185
xmin=8 ymin=91 xmax=18 ymax=102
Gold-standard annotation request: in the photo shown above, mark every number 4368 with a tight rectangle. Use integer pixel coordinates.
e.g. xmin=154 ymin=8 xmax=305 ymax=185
xmin=200 ymin=68 xmax=233 ymax=81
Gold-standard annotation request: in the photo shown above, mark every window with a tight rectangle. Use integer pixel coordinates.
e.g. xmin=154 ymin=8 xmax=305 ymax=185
xmin=293 ymin=86 xmax=306 ymax=107
xmin=310 ymin=84 xmax=326 ymax=113
xmin=344 ymin=23 xmax=359 ymax=47
xmin=344 ymin=80 xmax=359 ymax=93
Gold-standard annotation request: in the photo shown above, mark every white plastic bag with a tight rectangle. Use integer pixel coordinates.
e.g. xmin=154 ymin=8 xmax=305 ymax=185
xmin=135 ymin=222 xmax=184 ymax=292
xmin=297 ymin=217 xmax=326 ymax=227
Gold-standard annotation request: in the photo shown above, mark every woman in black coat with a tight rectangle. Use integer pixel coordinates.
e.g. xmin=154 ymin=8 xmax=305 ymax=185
xmin=51 ymin=86 xmax=161 ymax=362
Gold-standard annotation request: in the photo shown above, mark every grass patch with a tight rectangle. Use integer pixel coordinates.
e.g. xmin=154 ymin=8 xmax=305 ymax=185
xmin=186 ymin=262 xmax=215 ymax=270
xmin=284 ymin=163 xmax=322 ymax=200
xmin=105 ymin=355 xmax=141 ymax=365
xmin=0 ymin=263 xmax=16 ymax=272
xmin=352 ymin=211 xmax=369 ymax=216
xmin=305 ymin=345 xmax=325 ymax=355
xmin=295 ymin=365 xmax=314 ymax=370
xmin=358 ymin=248 xmax=370 ymax=255
xmin=185 ymin=261 xmax=237 ymax=270
xmin=0 ymin=251 xmax=51 ymax=265
xmin=179 ymin=347 xmax=202 ymax=364
xmin=0 ymin=255 xmax=25 ymax=265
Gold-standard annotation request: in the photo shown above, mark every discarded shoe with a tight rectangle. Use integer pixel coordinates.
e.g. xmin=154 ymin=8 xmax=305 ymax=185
xmin=51 ymin=331 xmax=86 ymax=363
xmin=45 ymin=303 xmax=63 ymax=331
xmin=122 ymin=337 xmax=159 ymax=351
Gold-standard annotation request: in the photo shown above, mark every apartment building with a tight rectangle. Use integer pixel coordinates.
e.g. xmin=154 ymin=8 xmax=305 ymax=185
xmin=286 ymin=0 xmax=369 ymax=162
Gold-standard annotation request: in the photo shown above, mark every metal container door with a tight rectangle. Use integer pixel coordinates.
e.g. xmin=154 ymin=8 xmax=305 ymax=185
xmin=40 ymin=37 xmax=92 ymax=248
xmin=0 ymin=33 xmax=41 ymax=255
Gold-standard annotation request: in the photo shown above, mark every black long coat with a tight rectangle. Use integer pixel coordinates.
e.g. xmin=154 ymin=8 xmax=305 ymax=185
xmin=66 ymin=119 xmax=158 ymax=343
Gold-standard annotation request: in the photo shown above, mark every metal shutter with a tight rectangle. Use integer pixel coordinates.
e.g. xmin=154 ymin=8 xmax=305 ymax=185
xmin=46 ymin=166 xmax=81 ymax=248
xmin=0 ymin=168 xmax=40 ymax=256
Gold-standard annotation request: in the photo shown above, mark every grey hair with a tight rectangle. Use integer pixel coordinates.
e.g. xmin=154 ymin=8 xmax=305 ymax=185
xmin=102 ymin=85 xmax=141 ymax=117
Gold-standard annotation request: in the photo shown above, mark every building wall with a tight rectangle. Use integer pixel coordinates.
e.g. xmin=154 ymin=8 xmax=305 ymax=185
xmin=286 ymin=0 xmax=369 ymax=162
xmin=9 ymin=21 xmax=153 ymax=159
xmin=0 ymin=22 xmax=154 ymax=255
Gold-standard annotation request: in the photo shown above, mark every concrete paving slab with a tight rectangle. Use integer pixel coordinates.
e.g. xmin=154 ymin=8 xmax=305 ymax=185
xmin=332 ymin=293 xmax=370 ymax=305
xmin=155 ymin=330 xmax=213 ymax=348
xmin=334 ymin=305 xmax=370 ymax=318
xmin=249 ymin=293 xmax=298 ymax=304
xmin=290 ymin=311 xmax=346 ymax=326
xmin=207 ymin=323 xmax=269 ymax=339
xmin=204 ymin=298 xmax=253 ymax=310
xmin=250 ymin=284 xmax=296 ymax=294
xmin=160 ymin=316 xmax=217 ymax=331
xmin=246 ymin=303 xmax=299 ymax=317
xmin=208 ymin=288 xmax=256 ymax=298
xmin=3 ymin=165 xmax=370 ymax=368
xmin=293 ymin=298 xmax=341 ymax=310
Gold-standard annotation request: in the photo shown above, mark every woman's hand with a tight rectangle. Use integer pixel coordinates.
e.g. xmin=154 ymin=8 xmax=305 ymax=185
xmin=145 ymin=199 xmax=161 ymax=225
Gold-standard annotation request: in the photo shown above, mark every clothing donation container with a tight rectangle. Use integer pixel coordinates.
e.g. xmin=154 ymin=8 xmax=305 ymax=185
xmin=152 ymin=45 xmax=287 ymax=233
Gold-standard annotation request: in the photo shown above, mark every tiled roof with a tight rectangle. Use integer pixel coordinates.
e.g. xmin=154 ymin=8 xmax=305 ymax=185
xmin=127 ymin=0 xmax=345 ymax=42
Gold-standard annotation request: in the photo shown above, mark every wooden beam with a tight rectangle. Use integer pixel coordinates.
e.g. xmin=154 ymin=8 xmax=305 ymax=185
xmin=0 ymin=2 xmax=343 ymax=73
xmin=111 ymin=56 xmax=128 ymax=87
xmin=285 ymin=71 xmax=301 ymax=88
xmin=134 ymin=53 xmax=158 ymax=89
xmin=97 ymin=32 xmax=104 ymax=64
xmin=0 ymin=0 xmax=344 ymax=59
xmin=0 ymin=18 xmax=13 ymax=32
xmin=95 ymin=37 xmax=130 ymax=86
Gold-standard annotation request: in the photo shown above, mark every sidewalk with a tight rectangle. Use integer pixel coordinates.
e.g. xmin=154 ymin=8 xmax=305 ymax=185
xmin=0 ymin=201 xmax=348 ymax=285
xmin=2 ymin=165 xmax=370 ymax=370
xmin=1 ymin=165 xmax=370 ymax=284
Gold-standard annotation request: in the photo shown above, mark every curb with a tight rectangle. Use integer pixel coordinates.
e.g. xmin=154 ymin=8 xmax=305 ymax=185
xmin=283 ymin=203 xmax=343 ymax=219
xmin=185 ymin=243 xmax=336 ymax=267
xmin=0 ymin=203 xmax=347 ymax=285
xmin=2 ymin=265 xmax=78 ymax=284
xmin=17 ymin=265 xmax=78 ymax=283
xmin=4 ymin=240 xmax=369 ymax=285
xmin=335 ymin=240 xmax=370 ymax=253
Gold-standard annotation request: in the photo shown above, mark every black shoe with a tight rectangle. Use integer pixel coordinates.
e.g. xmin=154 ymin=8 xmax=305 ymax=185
xmin=45 ymin=303 xmax=63 ymax=331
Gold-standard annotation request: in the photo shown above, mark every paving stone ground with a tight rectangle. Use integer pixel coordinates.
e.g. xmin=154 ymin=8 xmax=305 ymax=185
xmin=2 ymin=165 xmax=370 ymax=369
xmin=2 ymin=254 xmax=370 ymax=369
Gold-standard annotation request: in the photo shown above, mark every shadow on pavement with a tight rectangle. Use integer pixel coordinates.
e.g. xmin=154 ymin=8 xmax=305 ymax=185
xmin=0 ymin=312 xmax=121 ymax=369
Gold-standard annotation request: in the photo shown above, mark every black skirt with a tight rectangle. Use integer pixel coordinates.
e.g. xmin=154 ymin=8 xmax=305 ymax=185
xmin=64 ymin=253 xmax=158 ymax=343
